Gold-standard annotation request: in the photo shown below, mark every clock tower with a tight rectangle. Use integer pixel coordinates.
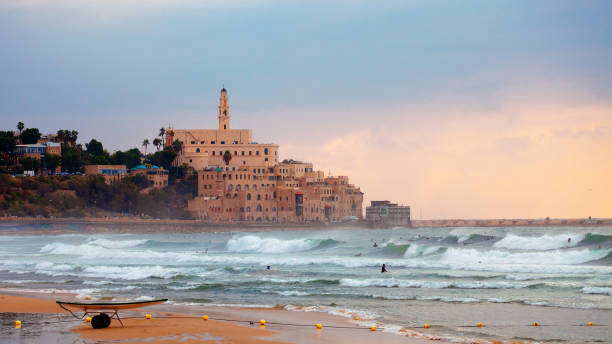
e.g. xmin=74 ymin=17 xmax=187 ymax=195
xmin=218 ymin=87 xmax=230 ymax=131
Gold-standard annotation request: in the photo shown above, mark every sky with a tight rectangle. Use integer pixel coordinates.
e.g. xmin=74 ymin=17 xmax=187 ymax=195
xmin=1 ymin=0 xmax=611 ymax=218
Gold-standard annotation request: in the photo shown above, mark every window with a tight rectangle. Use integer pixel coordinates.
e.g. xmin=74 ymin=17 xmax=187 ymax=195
xmin=211 ymin=141 xmax=215 ymax=144
xmin=196 ymin=148 xmax=200 ymax=152
xmin=234 ymin=151 xmax=237 ymax=155
xmin=265 ymin=158 xmax=268 ymax=161
xmin=249 ymin=151 xmax=252 ymax=156
xmin=240 ymin=207 xmax=244 ymax=212
xmin=212 ymin=151 xmax=215 ymax=156
xmin=241 ymin=151 xmax=245 ymax=156
xmin=253 ymin=184 xmax=257 ymax=190
xmin=245 ymin=185 xmax=249 ymax=190
xmin=264 ymin=148 xmax=268 ymax=155
xmin=246 ymin=206 xmax=251 ymax=212
xmin=256 ymin=151 xmax=260 ymax=155
xmin=272 ymin=207 xmax=276 ymax=212
xmin=191 ymin=141 xmax=196 ymax=144
xmin=201 ymin=141 xmax=205 ymax=144
xmin=247 ymin=193 xmax=251 ymax=200
xmin=257 ymin=194 xmax=261 ymax=200
xmin=224 ymin=125 xmax=226 ymax=130
xmin=256 ymin=204 xmax=262 ymax=212
xmin=228 ymin=184 xmax=233 ymax=191
xmin=221 ymin=141 xmax=225 ymax=144
xmin=236 ymin=184 xmax=241 ymax=191
xmin=219 ymin=151 xmax=222 ymax=156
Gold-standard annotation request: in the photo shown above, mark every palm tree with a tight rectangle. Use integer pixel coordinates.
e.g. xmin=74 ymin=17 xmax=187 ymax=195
xmin=172 ymin=139 xmax=182 ymax=153
xmin=17 ymin=122 xmax=24 ymax=135
xmin=159 ymin=127 xmax=166 ymax=146
xmin=69 ymin=130 xmax=79 ymax=146
xmin=223 ymin=150 xmax=232 ymax=165
xmin=142 ymin=139 xmax=150 ymax=155
xmin=153 ymin=138 xmax=162 ymax=151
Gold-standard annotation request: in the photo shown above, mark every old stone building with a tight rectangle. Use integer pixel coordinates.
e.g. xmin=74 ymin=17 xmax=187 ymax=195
xmin=169 ymin=88 xmax=363 ymax=223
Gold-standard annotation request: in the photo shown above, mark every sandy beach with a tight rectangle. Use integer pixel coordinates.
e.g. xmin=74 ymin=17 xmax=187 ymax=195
xmin=0 ymin=293 xmax=436 ymax=344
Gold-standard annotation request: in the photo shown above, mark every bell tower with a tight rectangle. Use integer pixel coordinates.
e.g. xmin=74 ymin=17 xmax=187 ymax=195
xmin=218 ymin=87 xmax=230 ymax=131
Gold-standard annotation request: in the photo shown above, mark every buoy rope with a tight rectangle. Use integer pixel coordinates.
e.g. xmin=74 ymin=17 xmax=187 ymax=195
xmin=5 ymin=315 xmax=611 ymax=329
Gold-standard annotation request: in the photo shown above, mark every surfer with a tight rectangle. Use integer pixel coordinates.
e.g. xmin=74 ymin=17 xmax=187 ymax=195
xmin=568 ymin=238 xmax=571 ymax=243
xmin=266 ymin=265 xmax=271 ymax=270
xmin=381 ymin=264 xmax=387 ymax=273
xmin=354 ymin=253 xmax=362 ymax=257
xmin=373 ymin=242 xmax=378 ymax=248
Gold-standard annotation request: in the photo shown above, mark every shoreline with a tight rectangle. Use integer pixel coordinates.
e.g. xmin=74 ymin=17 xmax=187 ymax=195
xmin=0 ymin=292 xmax=436 ymax=344
xmin=0 ymin=216 xmax=609 ymax=235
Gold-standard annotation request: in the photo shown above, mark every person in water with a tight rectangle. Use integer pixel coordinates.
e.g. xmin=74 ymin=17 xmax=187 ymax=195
xmin=266 ymin=265 xmax=270 ymax=270
xmin=381 ymin=264 xmax=387 ymax=273
xmin=373 ymin=242 xmax=378 ymax=248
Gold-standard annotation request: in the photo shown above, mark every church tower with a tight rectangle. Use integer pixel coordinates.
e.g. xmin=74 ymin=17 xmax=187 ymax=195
xmin=218 ymin=87 xmax=230 ymax=131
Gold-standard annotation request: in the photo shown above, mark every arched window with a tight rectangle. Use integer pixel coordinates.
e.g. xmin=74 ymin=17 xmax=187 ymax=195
xmin=236 ymin=184 xmax=241 ymax=191
xmin=225 ymin=193 xmax=231 ymax=198
xmin=256 ymin=204 xmax=262 ymax=212
xmin=264 ymin=148 xmax=269 ymax=155
xmin=253 ymin=184 xmax=257 ymax=190
xmin=257 ymin=194 xmax=261 ymax=200
xmin=196 ymin=148 xmax=200 ymax=153
xmin=247 ymin=193 xmax=251 ymax=200
xmin=228 ymin=184 xmax=233 ymax=191
xmin=246 ymin=206 xmax=251 ymax=212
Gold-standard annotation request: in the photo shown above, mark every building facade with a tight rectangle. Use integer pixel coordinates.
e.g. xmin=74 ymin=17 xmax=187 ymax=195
xmin=366 ymin=200 xmax=411 ymax=226
xmin=173 ymin=88 xmax=363 ymax=223
xmin=130 ymin=165 xmax=169 ymax=189
xmin=84 ymin=165 xmax=127 ymax=184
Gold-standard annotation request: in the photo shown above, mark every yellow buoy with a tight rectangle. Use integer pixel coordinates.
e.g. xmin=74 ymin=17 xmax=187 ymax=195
xmin=316 ymin=323 xmax=322 ymax=329
xmin=260 ymin=319 xmax=266 ymax=326
xmin=532 ymin=321 xmax=539 ymax=327
xmin=424 ymin=323 xmax=431 ymax=329
xmin=85 ymin=317 xmax=92 ymax=323
xmin=370 ymin=326 xmax=376 ymax=332
xmin=145 ymin=314 xmax=152 ymax=319
xmin=477 ymin=322 xmax=483 ymax=327
xmin=15 ymin=320 xmax=21 ymax=328
xmin=587 ymin=322 xmax=593 ymax=327
xmin=202 ymin=315 xmax=209 ymax=321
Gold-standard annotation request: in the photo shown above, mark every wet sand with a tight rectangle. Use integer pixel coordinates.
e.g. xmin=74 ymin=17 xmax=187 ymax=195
xmin=0 ymin=293 xmax=435 ymax=344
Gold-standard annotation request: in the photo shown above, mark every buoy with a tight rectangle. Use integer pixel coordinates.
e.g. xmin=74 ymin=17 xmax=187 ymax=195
xmin=260 ymin=319 xmax=266 ymax=326
xmin=85 ymin=316 xmax=92 ymax=323
xmin=202 ymin=315 xmax=209 ymax=321
xmin=370 ymin=326 xmax=376 ymax=332
xmin=587 ymin=322 xmax=593 ymax=327
xmin=477 ymin=322 xmax=483 ymax=327
xmin=316 ymin=323 xmax=322 ymax=329
xmin=424 ymin=323 xmax=431 ymax=329
xmin=532 ymin=321 xmax=539 ymax=327
xmin=15 ymin=320 xmax=21 ymax=328
xmin=145 ymin=314 xmax=151 ymax=319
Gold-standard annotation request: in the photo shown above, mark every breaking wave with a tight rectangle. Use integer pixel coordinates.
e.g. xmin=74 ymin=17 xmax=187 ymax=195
xmin=493 ymin=233 xmax=585 ymax=250
xmin=225 ymin=235 xmax=340 ymax=253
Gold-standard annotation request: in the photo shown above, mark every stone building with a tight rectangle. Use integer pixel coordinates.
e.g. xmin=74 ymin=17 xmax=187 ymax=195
xmin=366 ymin=200 xmax=411 ymax=226
xmin=84 ymin=165 xmax=127 ymax=184
xmin=130 ymin=165 xmax=169 ymax=189
xmin=172 ymin=88 xmax=363 ymax=223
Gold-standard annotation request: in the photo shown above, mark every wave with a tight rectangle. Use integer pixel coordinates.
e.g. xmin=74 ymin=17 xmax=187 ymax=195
xmin=493 ymin=233 xmax=584 ymax=251
xmin=581 ymin=287 xmax=612 ymax=296
xmin=403 ymin=244 xmax=446 ymax=258
xmin=581 ymin=233 xmax=612 ymax=246
xmin=339 ymin=278 xmax=540 ymax=289
xmin=439 ymin=247 xmax=611 ymax=266
xmin=225 ymin=235 xmax=340 ymax=253
xmin=87 ymin=238 xmax=149 ymax=249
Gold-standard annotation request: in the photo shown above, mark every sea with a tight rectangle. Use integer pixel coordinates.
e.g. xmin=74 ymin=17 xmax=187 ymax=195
xmin=1 ymin=225 xmax=611 ymax=343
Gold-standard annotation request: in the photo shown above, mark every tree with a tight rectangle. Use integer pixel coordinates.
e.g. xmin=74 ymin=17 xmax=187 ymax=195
xmin=17 ymin=122 xmax=24 ymax=134
xmin=110 ymin=148 xmax=141 ymax=169
xmin=152 ymin=138 xmax=162 ymax=151
xmin=85 ymin=139 xmax=104 ymax=156
xmin=44 ymin=154 xmax=61 ymax=173
xmin=69 ymin=130 xmax=79 ymax=146
xmin=62 ymin=148 xmax=83 ymax=173
xmin=20 ymin=157 xmax=40 ymax=172
xmin=223 ymin=150 xmax=232 ymax=165
xmin=142 ymin=139 xmax=150 ymax=155
xmin=159 ymin=128 xmax=166 ymax=146
xmin=20 ymin=128 xmax=41 ymax=144
xmin=91 ymin=155 xmax=110 ymax=165
xmin=149 ymin=149 xmax=177 ymax=170
xmin=172 ymin=139 xmax=182 ymax=153
xmin=0 ymin=131 xmax=16 ymax=154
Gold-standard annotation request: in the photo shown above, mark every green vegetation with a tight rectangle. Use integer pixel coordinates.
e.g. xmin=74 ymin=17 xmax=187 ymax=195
xmin=0 ymin=124 xmax=196 ymax=219
xmin=20 ymin=128 xmax=41 ymax=144
xmin=0 ymin=174 xmax=197 ymax=219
